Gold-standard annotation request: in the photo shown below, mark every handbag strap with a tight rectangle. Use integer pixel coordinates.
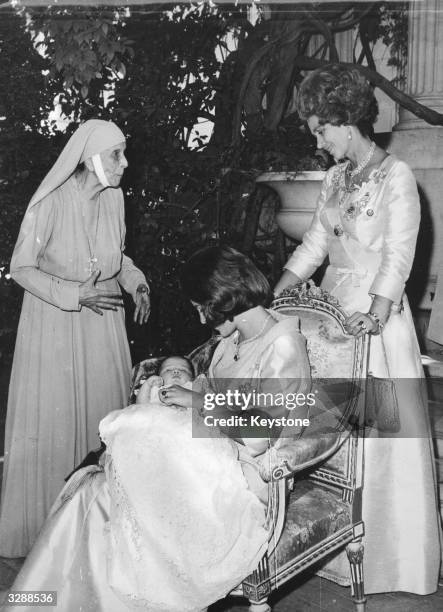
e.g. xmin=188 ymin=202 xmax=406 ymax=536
xmin=368 ymin=331 xmax=391 ymax=378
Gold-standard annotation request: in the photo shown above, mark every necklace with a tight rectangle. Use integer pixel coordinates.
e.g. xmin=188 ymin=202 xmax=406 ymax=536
xmin=347 ymin=141 xmax=376 ymax=178
xmin=74 ymin=173 xmax=102 ymax=274
xmin=233 ymin=313 xmax=272 ymax=361
xmin=81 ymin=194 xmax=101 ymax=274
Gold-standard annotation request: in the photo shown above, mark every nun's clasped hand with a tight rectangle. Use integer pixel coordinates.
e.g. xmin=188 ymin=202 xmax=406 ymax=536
xmin=79 ymin=270 xmax=124 ymax=315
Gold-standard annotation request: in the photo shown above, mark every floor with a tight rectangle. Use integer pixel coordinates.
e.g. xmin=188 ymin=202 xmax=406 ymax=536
xmin=0 ymin=557 xmax=442 ymax=611
xmin=0 ymin=359 xmax=442 ymax=610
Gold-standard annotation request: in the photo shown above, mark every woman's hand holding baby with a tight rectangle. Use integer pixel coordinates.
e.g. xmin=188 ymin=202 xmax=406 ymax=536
xmin=160 ymin=385 xmax=203 ymax=411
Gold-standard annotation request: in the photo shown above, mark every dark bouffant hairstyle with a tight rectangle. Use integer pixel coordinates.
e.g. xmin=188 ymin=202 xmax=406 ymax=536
xmin=297 ymin=64 xmax=379 ymax=136
xmin=180 ymin=246 xmax=273 ymax=327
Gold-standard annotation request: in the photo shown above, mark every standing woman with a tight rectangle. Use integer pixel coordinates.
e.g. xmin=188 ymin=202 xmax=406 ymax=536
xmin=275 ymin=65 xmax=441 ymax=594
xmin=0 ymin=119 xmax=150 ymax=557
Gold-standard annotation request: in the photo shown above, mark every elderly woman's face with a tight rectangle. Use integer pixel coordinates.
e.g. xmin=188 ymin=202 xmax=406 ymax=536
xmin=307 ymin=115 xmax=349 ymax=162
xmin=100 ymin=142 xmax=128 ymax=187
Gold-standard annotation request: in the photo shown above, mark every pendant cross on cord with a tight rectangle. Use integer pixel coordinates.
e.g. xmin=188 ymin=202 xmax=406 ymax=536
xmin=88 ymin=257 xmax=98 ymax=274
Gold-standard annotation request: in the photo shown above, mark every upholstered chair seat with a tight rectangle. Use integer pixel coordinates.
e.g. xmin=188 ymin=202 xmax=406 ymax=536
xmin=270 ymin=480 xmax=351 ymax=569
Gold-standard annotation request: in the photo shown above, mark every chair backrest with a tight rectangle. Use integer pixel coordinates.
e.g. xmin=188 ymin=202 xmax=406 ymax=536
xmin=272 ymin=286 xmax=366 ymax=380
xmin=271 ymin=285 xmax=368 ymax=492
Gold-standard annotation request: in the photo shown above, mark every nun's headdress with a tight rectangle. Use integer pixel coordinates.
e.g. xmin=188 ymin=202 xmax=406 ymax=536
xmin=28 ymin=119 xmax=125 ymax=210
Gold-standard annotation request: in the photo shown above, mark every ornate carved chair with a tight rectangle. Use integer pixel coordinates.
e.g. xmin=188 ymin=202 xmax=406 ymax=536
xmin=226 ymin=285 xmax=369 ymax=612
xmin=129 ymin=286 xmax=369 ymax=612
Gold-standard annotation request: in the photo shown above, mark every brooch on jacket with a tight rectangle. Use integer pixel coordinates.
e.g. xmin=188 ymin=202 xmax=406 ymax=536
xmin=341 ymin=192 xmax=372 ymax=221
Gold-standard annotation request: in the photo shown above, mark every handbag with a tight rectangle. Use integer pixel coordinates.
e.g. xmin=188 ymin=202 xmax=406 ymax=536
xmin=365 ymin=333 xmax=401 ymax=433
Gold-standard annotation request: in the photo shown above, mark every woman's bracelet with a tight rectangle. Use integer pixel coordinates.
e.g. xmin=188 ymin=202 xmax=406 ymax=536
xmin=367 ymin=311 xmax=384 ymax=332
xmin=137 ymin=283 xmax=150 ymax=295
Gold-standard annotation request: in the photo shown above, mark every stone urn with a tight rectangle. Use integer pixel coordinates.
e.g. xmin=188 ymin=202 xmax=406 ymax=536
xmin=256 ymin=171 xmax=326 ymax=241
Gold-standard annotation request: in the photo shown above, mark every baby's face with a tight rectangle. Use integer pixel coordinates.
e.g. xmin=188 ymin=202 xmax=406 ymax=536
xmin=159 ymin=357 xmax=193 ymax=386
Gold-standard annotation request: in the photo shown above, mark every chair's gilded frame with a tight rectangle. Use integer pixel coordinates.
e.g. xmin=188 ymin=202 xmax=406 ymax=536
xmin=231 ymin=285 xmax=369 ymax=612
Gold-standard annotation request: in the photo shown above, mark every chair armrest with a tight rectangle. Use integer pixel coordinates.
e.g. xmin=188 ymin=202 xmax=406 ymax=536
xmin=256 ymin=431 xmax=348 ymax=482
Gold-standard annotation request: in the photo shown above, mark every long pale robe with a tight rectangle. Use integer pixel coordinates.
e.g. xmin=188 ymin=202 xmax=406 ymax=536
xmin=285 ymin=155 xmax=441 ymax=594
xmin=0 ymin=176 xmax=146 ymax=557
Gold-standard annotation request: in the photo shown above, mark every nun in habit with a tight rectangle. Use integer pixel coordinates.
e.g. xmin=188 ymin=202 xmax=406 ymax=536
xmin=0 ymin=119 xmax=150 ymax=557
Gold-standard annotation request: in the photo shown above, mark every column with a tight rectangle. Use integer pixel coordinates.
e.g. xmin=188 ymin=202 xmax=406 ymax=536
xmin=395 ymin=0 xmax=443 ymax=130
xmin=389 ymin=0 xmax=443 ymax=316
xmin=389 ymin=3 xmax=443 ymax=565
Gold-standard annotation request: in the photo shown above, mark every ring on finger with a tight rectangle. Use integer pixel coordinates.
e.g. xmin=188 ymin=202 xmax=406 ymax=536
xmin=359 ymin=321 xmax=367 ymax=331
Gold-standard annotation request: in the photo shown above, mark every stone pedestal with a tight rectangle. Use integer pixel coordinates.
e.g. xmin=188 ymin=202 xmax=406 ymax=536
xmin=256 ymin=172 xmax=324 ymax=242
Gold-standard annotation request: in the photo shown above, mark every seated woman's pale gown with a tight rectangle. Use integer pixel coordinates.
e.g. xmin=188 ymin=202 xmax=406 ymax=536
xmin=284 ymin=155 xmax=441 ymax=594
xmin=6 ymin=313 xmax=310 ymax=612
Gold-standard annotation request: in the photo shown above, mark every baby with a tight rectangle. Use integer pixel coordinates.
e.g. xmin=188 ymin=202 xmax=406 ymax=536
xmin=135 ymin=356 xmax=194 ymax=405
xmin=98 ymin=354 xmax=268 ymax=612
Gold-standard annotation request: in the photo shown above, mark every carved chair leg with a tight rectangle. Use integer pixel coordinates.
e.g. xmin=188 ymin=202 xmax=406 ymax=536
xmin=242 ymin=555 xmax=271 ymax=610
xmin=346 ymin=540 xmax=367 ymax=612
xmin=248 ymin=599 xmax=271 ymax=612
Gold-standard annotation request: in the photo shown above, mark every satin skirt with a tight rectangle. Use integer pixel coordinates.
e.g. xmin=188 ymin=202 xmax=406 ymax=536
xmin=6 ymin=403 xmax=269 ymax=612
xmin=4 ymin=468 xmax=128 ymax=612
xmin=318 ymin=266 xmax=441 ymax=594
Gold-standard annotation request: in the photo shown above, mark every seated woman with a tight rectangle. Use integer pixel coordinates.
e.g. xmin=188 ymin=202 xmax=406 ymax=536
xmin=7 ymin=246 xmax=311 ymax=612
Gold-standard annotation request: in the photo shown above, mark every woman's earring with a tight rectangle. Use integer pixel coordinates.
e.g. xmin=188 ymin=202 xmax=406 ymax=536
xmin=348 ymin=130 xmax=352 ymax=141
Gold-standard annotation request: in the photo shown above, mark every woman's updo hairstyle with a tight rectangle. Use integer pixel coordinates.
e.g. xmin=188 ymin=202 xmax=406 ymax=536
xmin=180 ymin=246 xmax=273 ymax=328
xmin=297 ymin=64 xmax=379 ymax=136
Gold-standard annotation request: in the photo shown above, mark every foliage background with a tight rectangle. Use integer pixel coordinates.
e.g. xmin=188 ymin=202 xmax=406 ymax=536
xmin=0 ymin=1 xmax=411 ymax=367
